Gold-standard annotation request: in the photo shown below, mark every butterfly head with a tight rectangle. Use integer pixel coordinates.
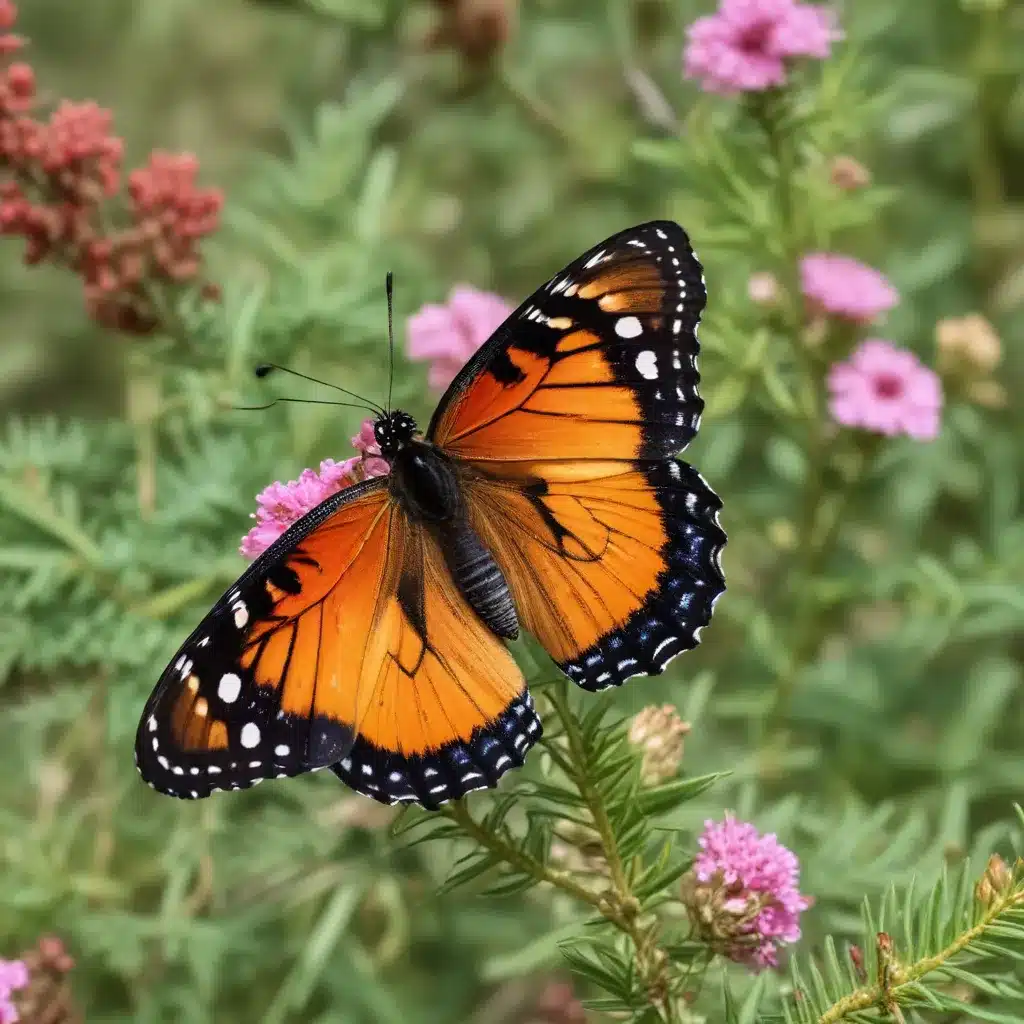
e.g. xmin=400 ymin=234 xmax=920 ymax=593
xmin=374 ymin=410 xmax=417 ymax=458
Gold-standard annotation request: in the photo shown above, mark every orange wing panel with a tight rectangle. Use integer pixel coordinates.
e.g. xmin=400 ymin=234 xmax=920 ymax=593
xmin=429 ymin=221 xmax=707 ymax=467
xmin=464 ymin=468 xmax=669 ymax=663
xmin=459 ymin=457 xmax=726 ymax=691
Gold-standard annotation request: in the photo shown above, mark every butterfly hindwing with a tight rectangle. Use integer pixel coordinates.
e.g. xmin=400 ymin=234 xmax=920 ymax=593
xmin=331 ymin=507 xmax=540 ymax=809
xmin=135 ymin=479 xmax=540 ymax=804
xmin=427 ymin=220 xmax=726 ymax=690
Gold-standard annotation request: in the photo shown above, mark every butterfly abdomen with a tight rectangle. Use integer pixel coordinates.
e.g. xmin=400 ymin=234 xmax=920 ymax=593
xmin=439 ymin=517 xmax=519 ymax=641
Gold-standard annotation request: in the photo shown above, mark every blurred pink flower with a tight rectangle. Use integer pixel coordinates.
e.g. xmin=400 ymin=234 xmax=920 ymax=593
xmin=683 ymin=816 xmax=810 ymax=970
xmin=0 ymin=958 xmax=28 ymax=1024
xmin=407 ymin=284 xmax=512 ymax=391
xmin=828 ymin=339 xmax=942 ymax=440
xmin=800 ymin=253 xmax=898 ymax=322
xmin=683 ymin=0 xmax=839 ymax=95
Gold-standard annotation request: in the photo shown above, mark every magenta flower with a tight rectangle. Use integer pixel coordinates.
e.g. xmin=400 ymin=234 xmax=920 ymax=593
xmin=828 ymin=339 xmax=942 ymax=441
xmin=350 ymin=418 xmax=391 ymax=479
xmin=800 ymin=253 xmax=898 ymax=322
xmin=407 ymin=284 xmax=513 ymax=391
xmin=0 ymin=958 xmax=28 ymax=1024
xmin=240 ymin=458 xmax=360 ymax=559
xmin=683 ymin=0 xmax=840 ymax=95
xmin=241 ymin=419 xmax=397 ymax=559
xmin=682 ymin=816 xmax=810 ymax=970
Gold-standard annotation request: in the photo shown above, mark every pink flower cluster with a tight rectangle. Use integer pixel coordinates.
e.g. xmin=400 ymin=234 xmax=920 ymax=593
xmin=0 ymin=958 xmax=27 ymax=1024
xmin=0 ymin=0 xmax=222 ymax=334
xmin=684 ymin=0 xmax=839 ymax=95
xmin=692 ymin=816 xmax=810 ymax=969
xmin=407 ymin=284 xmax=512 ymax=390
xmin=240 ymin=421 xmax=390 ymax=560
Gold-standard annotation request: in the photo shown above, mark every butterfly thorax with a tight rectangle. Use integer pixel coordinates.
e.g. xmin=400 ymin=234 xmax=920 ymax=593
xmin=388 ymin=439 xmax=462 ymax=525
xmin=384 ymin=427 xmax=520 ymax=642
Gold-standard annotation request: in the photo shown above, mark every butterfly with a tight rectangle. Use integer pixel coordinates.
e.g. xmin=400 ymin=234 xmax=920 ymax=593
xmin=135 ymin=221 xmax=726 ymax=810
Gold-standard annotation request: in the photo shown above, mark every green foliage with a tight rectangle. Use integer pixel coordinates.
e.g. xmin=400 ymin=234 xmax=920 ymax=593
xmin=2 ymin=1 xmax=1024 ymax=1022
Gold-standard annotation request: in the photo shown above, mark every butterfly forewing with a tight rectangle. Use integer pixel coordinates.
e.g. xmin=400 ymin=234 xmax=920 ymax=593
xmin=429 ymin=220 xmax=706 ymax=464
xmin=135 ymin=480 xmax=390 ymax=797
xmin=136 ymin=479 xmax=542 ymax=806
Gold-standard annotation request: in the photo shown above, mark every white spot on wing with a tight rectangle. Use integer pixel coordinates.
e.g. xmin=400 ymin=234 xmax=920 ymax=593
xmin=240 ymin=722 xmax=260 ymax=748
xmin=584 ymin=249 xmax=606 ymax=269
xmin=218 ymin=673 xmax=241 ymax=704
xmin=274 ymin=744 xmax=290 ymax=757
xmin=653 ymin=637 xmax=676 ymax=660
xmin=232 ymin=601 xmax=248 ymax=629
xmin=635 ymin=350 xmax=658 ymax=380
xmin=616 ymin=316 xmax=643 ymax=339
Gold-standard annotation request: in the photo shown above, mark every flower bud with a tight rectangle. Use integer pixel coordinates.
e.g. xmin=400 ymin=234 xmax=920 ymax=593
xmin=829 ymin=155 xmax=871 ymax=191
xmin=628 ymin=704 xmax=690 ymax=785
xmin=747 ymin=271 xmax=781 ymax=307
xmin=935 ymin=313 xmax=1001 ymax=376
xmin=976 ymin=853 xmax=1012 ymax=905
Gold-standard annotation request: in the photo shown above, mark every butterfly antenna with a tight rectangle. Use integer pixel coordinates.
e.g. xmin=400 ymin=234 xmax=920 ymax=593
xmin=234 ymin=397 xmax=378 ymax=414
xmin=254 ymin=363 xmax=385 ymax=416
xmin=386 ymin=271 xmax=395 ymax=415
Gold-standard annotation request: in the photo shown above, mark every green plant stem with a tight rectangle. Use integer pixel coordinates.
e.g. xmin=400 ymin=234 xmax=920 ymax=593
xmin=815 ymin=887 xmax=1024 ymax=1023
xmin=442 ymin=800 xmax=606 ymax=914
xmin=545 ymin=683 xmax=681 ymax=1023
xmin=547 ymin=684 xmax=630 ymax=896
xmin=446 ymin=687 xmax=688 ymax=1021
xmin=750 ymin=90 xmax=839 ymax=723
xmin=967 ymin=3 xmax=1007 ymax=305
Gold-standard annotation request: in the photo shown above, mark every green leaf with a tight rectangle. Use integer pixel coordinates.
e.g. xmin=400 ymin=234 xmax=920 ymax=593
xmin=635 ymin=772 xmax=729 ymax=816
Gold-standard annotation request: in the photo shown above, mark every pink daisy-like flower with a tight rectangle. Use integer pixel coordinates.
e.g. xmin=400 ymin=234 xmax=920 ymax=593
xmin=828 ymin=339 xmax=942 ymax=441
xmin=683 ymin=0 xmax=840 ymax=95
xmin=681 ymin=816 xmax=810 ymax=970
xmin=800 ymin=253 xmax=898 ymax=322
xmin=407 ymin=284 xmax=513 ymax=391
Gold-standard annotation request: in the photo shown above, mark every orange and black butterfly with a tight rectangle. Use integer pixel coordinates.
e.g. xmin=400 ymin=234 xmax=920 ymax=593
xmin=135 ymin=221 xmax=726 ymax=809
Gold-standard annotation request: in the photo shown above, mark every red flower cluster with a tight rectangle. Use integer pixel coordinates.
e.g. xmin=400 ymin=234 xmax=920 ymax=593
xmin=0 ymin=0 xmax=222 ymax=334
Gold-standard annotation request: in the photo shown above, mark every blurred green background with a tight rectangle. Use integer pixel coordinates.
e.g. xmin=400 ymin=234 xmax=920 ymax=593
xmin=1 ymin=1 xmax=1023 ymax=1021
